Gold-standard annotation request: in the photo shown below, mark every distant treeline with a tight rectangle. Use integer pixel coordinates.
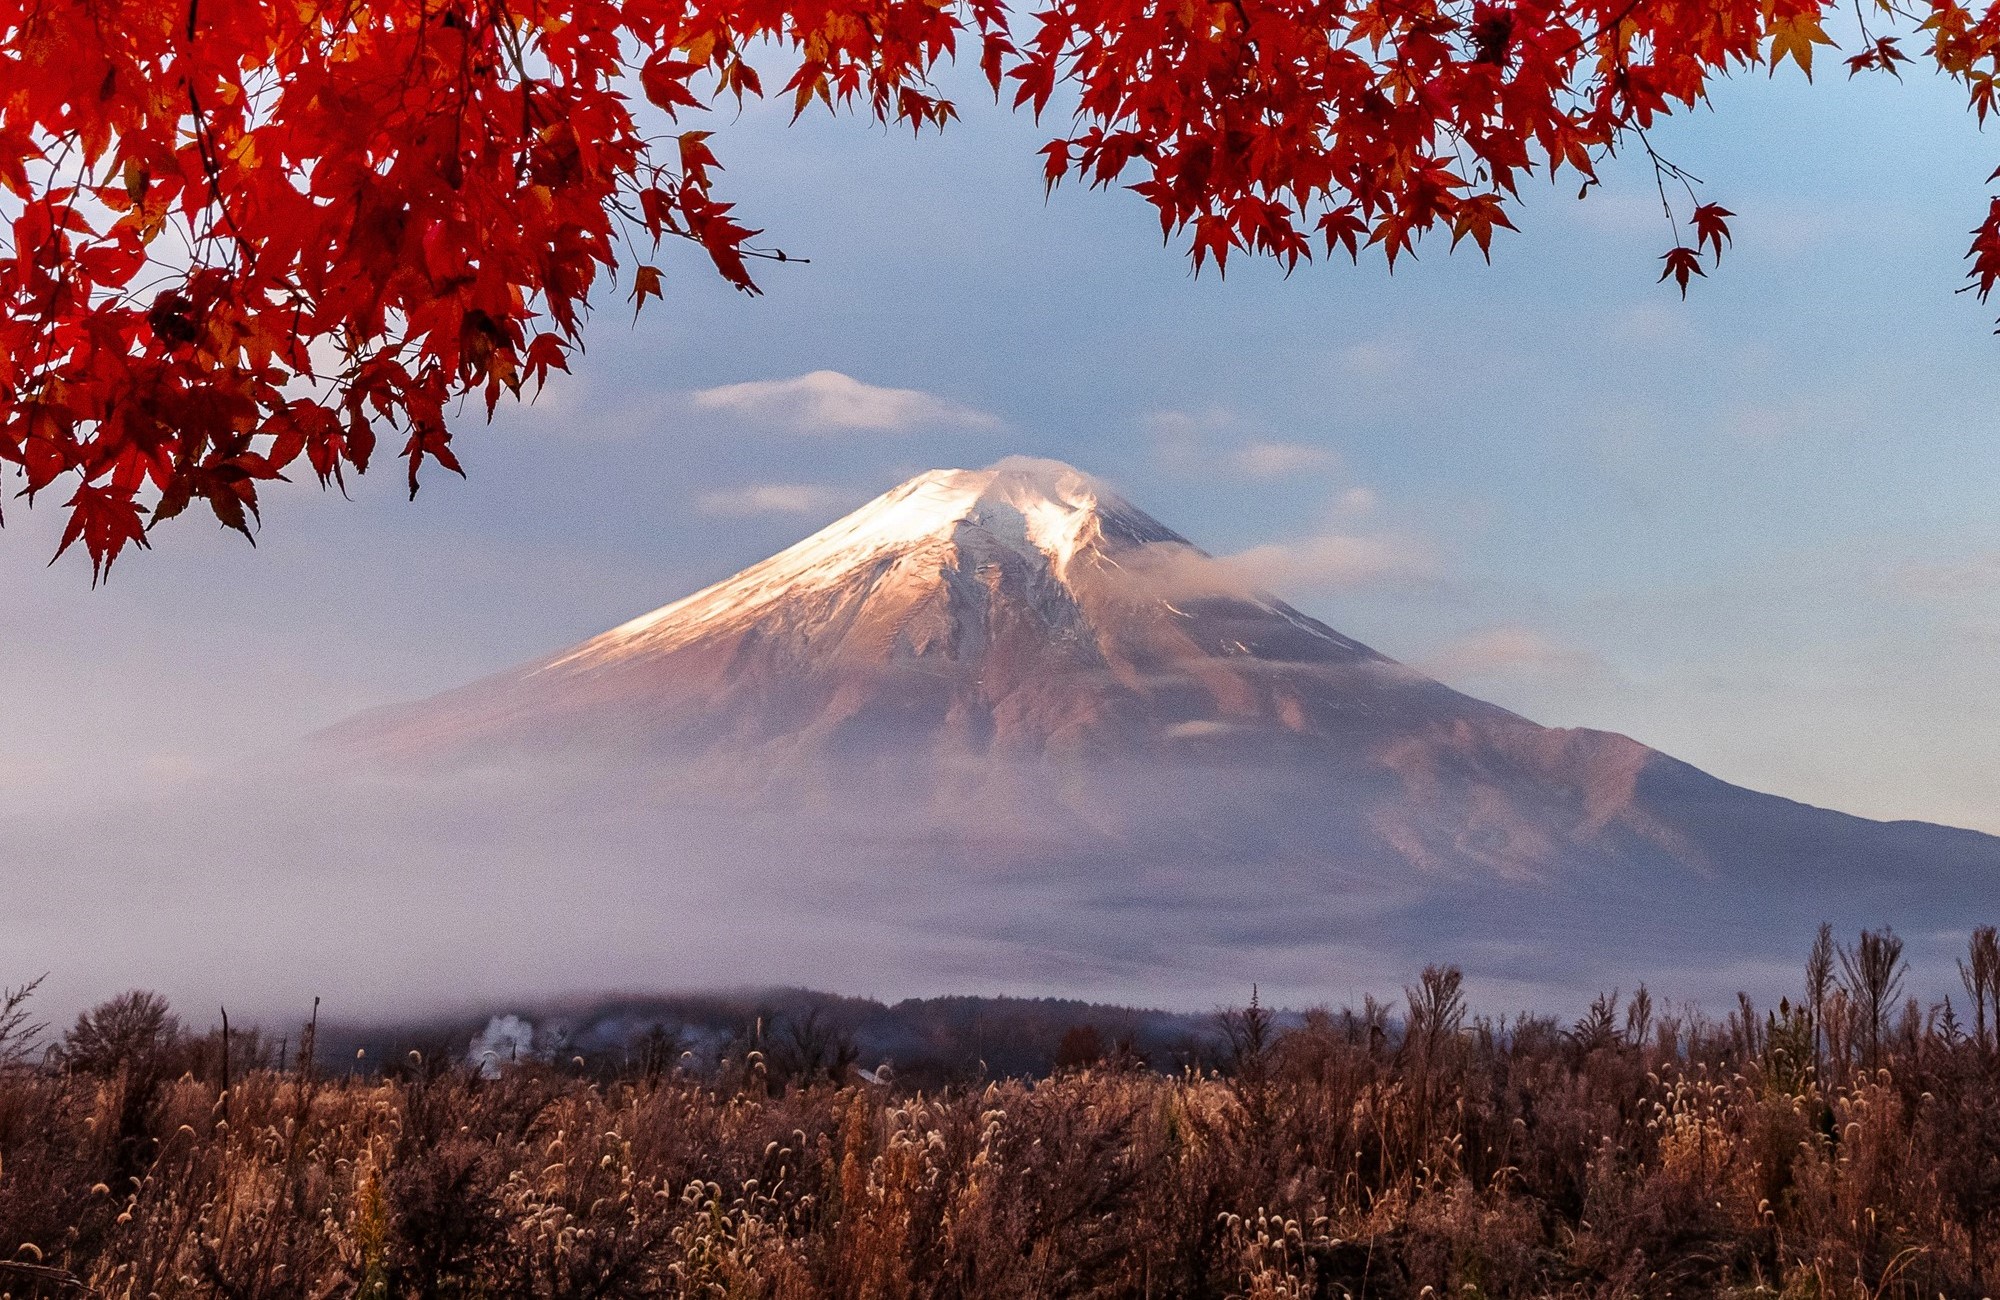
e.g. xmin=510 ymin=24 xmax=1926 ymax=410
xmin=316 ymin=988 xmax=1228 ymax=1088
xmin=0 ymin=924 xmax=1997 ymax=1298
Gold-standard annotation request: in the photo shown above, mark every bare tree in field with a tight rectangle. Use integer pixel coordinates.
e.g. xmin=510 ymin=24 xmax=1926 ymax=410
xmin=1404 ymin=965 xmax=1467 ymax=1064
xmin=1839 ymin=928 xmax=1907 ymax=1074
xmin=1962 ymin=925 xmax=2000 ymax=1055
xmin=60 ymin=990 xmax=180 ymax=1077
xmin=1219 ymin=986 xmax=1278 ymax=1135
xmin=0 ymin=975 xmax=46 ymax=1068
xmin=1805 ymin=923 xmax=1835 ymax=1071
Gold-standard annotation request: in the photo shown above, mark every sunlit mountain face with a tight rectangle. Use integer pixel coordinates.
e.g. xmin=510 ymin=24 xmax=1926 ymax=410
xmin=301 ymin=457 xmax=1999 ymax=1010
xmin=338 ymin=456 xmax=1463 ymax=761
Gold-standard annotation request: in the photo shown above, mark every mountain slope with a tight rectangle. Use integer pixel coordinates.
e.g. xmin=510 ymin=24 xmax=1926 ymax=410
xmin=321 ymin=457 xmax=2000 ymax=1000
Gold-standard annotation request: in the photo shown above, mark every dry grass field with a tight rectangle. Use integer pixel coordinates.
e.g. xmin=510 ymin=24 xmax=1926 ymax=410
xmin=1 ymin=928 xmax=1997 ymax=1298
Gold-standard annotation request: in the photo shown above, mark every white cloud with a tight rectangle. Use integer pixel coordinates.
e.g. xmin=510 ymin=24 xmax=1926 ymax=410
xmin=689 ymin=370 xmax=999 ymax=434
xmin=1232 ymin=440 xmax=1338 ymax=478
xmin=1146 ymin=410 xmax=1340 ymax=482
xmin=1225 ymin=533 xmax=1440 ymax=593
xmin=696 ymin=483 xmax=847 ymax=517
xmin=1144 ymin=406 xmax=1239 ymax=469
xmin=1419 ymin=626 xmax=1604 ymax=682
xmin=1335 ymin=486 xmax=1379 ymax=515
xmin=1143 ymin=407 xmax=1237 ymax=441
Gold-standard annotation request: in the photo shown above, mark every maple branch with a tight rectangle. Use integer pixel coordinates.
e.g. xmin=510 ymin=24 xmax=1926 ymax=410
xmin=1634 ymin=126 xmax=1703 ymax=237
xmin=185 ymin=84 xmax=258 ymax=270
xmin=18 ymin=138 xmax=87 ymax=419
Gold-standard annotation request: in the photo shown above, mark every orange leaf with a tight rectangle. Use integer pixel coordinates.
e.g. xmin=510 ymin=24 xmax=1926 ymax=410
xmin=631 ymin=264 xmax=664 ymax=319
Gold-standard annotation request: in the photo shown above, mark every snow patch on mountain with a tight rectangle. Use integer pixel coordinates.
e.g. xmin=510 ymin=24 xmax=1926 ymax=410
xmin=547 ymin=457 xmax=1190 ymax=672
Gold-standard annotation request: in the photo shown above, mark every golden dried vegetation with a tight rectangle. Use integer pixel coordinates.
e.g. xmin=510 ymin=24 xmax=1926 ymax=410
xmin=1 ymin=928 xmax=1997 ymax=1298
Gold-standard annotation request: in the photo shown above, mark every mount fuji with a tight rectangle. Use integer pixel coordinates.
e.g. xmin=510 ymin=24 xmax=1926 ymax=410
xmin=306 ymin=456 xmax=1998 ymax=1006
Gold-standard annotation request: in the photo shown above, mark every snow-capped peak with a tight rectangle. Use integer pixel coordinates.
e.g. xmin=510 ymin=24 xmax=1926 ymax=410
xmin=548 ymin=458 xmax=1181 ymax=670
xmin=813 ymin=457 xmax=1120 ymax=575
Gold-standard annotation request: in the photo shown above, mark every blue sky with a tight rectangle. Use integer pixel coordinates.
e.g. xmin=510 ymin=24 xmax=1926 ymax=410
xmin=5 ymin=54 xmax=1998 ymax=836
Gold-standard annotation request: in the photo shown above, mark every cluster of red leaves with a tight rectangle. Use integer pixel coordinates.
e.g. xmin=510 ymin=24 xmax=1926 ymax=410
xmin=0 ymin=0 xmax=1971 ymax=574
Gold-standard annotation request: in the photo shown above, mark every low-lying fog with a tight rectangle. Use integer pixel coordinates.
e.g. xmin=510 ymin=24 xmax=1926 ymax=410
xmin=4 ymin=741 xmax=1972 ymax=1032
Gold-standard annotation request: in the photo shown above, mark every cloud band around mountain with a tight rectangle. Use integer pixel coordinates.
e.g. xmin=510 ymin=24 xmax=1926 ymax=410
xmin=1116 ymin=533 xmax=1441 ymax=602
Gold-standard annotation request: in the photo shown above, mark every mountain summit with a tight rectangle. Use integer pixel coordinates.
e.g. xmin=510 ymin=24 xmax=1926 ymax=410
xmin=356 ymin=457 xmax=1501 ymax=759
xmin=327 ymin=458 xmax=2000 ymax=1002
xmin=559 ymin=457 xmax=1188 ymax=664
